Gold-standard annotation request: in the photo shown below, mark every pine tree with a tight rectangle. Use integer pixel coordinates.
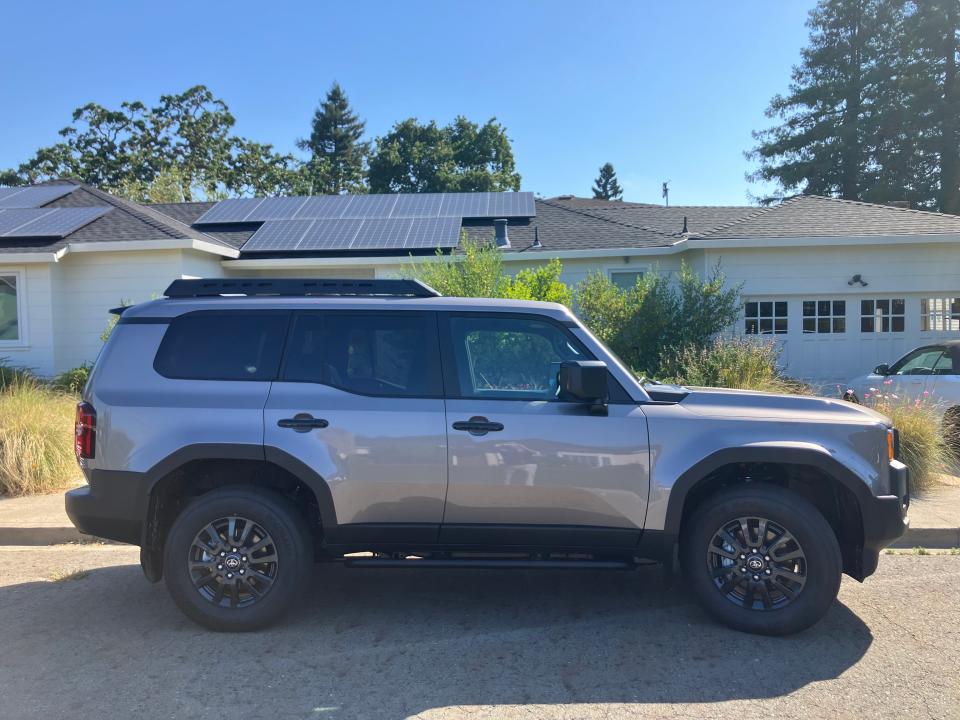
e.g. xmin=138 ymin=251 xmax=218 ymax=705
xmin=297 ymin=83 xmax=369 ymax=194
xmin=749 ymin=0 xmax=884 ymax=201
xmin=592 ymin=163 xmax=624 ymax=200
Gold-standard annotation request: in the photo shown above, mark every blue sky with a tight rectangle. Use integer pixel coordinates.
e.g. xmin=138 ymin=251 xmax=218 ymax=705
xmin=0 ymin=1 xmax=816 ymax=206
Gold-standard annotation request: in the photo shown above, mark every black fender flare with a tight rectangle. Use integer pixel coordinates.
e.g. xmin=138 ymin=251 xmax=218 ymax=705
xmin=661 ymin=446 xmax=873 ymax=538
xmin=140 ymin=443 xmax=338 ymax=544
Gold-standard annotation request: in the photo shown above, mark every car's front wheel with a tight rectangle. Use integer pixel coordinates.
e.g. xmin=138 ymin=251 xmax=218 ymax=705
xmin=163 ymin=486 xmax=313 ymax=631
xmin=681 ymin=484 xmax=842 ymax=635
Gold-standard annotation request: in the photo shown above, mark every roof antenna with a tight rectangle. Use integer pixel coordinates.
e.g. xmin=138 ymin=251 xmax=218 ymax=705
xmin=662 ymin=180 xmax=670 ymax=207
xmin=681 ymin=216 xmax=688 ymax=234
xmin=532 ymin=227 xmax=542 ymax=248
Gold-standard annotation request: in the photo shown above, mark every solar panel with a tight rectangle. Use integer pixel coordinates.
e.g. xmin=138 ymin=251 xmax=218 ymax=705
xmin=240 ymin=219 xmax=314 ymax=253
xmin=339 ymin=194 xmax=399 ymax=219
xmin=295 ymin=218 xmax=364 ymax=251
xmin=3 ymin=206 xmax=110 ymax=238
xmin=0 ymin=188 xmax=26 ymax=202
xmin=390 ymin=193 xmax=444 ymax=218
xmin=292 ymin=195 xmax=349 ymax=220
xmin=193 ymin=198 xmax=264 ymax=224
xmin=405 ymin=217 xmax=462 ymax=248
xmin=0 ymin=209 xmax=55 ymax=235
xmin=488 ymin=192 xmax=534 ymax=218
xmin=438 ymin=193 xmax=486 ymax=217
xmin=0 ymin=185 xmax=76 ymax=208
xmin=242 ymin=196 xmax=308 ymax=221
xmin=348 ymin=218 xmax=413 ymax=249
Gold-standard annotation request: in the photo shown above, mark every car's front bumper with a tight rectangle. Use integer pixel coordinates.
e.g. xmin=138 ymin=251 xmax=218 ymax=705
xmin=859 ymin=460 xmax=910 ymax=578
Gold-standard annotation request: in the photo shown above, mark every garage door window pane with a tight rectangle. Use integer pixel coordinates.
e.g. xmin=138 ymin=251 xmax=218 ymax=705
xmin=0 ymin=275 xmax=19 ymax=342
xmin=803 ymin=299 xmax=846 ymax=334
xmin=862 ymin=299 xmax=905 ymax=333
xmin=744 ymin=299 xmax=787 ymax=335
xmin=921 ymin=298 xmax=960 ymax=332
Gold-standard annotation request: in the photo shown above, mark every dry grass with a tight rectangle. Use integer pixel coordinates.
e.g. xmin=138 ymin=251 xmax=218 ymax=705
xmin=0 ymin=377 xmax=78 ymax=497
xmin=871 ymin=397 xmax=956 ymax=495
xmin=47 ymin=568 xmax=90 ymax=583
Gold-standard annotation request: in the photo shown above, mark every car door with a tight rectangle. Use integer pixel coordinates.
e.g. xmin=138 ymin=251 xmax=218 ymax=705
xmin=439 ymin=312 xmax=650 ymax=548
xmin=263 ymin=310 xmax=448 ymax=544
xmin=884 ymin=346 xmax=946 ymax=401
xmin=922 ymin=345 xmax=960 ymax=409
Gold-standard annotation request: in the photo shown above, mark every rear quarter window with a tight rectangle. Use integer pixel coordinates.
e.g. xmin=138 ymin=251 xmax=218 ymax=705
xmin=154 ymin=312 xmax=288 ymax=381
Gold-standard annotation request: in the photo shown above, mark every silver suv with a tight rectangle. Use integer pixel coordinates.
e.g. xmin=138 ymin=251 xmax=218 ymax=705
xmin=66 ymin=278 xmax=909 ymax=635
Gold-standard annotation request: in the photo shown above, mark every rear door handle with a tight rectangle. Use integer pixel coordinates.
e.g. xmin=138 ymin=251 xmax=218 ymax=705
xmin=277 ymin=413 xmax=329 ymax=433
xmin=452 ymin=416 xmax=504 ymax=436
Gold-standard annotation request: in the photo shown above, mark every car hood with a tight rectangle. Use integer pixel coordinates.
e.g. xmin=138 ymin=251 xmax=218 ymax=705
xmin=678 ymin=386 xmax=891 ymax=425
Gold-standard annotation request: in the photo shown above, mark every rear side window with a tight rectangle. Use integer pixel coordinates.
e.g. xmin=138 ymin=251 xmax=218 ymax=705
xmin=154 ymin=312 xmax=288 ymax=381
xmin=283 ymin=312 xmax=442 ymax=397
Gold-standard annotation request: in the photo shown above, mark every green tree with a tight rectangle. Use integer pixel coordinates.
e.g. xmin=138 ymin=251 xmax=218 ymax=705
xmin=591 ymin=162 xmax=624 ymax=200
xmin=403 ymin=235 xmax=571 ymax=305
xmin=226 ymin=139 xmax=306 ymax=198
xmin=749 ymin=0 xmax=885 ymax=201
xmin=297 ymin=82 xmax=369 ymax=194
xmin=368 ymin=117 xmax=521 ymax=193
xmin=575 ymin=262 xmax=741 ymax=376
xmin=2 ymin=85 xmax=300 ymax=199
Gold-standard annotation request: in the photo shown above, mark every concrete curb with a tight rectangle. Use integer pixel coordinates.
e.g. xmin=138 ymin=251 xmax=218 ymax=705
xmin=891 ymin=526 xmax=960 ymax=549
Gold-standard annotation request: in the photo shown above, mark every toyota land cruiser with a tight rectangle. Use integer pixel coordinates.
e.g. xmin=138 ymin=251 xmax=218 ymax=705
xmin=66 ymin=278 xmax=909 ymax=635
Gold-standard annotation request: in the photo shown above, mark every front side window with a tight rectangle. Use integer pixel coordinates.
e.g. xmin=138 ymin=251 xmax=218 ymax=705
xmin=448 ymin=315 xmax=588 ymax=400
xmin=283 ymin=312 xmax=441 ymax=397
xmin=744 ymin=300 xmax=787 ymax=335
xmin=861 ymin=299 xmax=905 ymax=333
xmin=889 ymin=347 xmax=944 ymax=375
xmin=0 ymin=274 xmax=20 ymax=342
xmin=154 ymin=312 xmax=288 ymax=380
xmin=803 ymin=300 xmax=846 ymax=333
xmin=921 ymin=297 xmax=960 ymax=332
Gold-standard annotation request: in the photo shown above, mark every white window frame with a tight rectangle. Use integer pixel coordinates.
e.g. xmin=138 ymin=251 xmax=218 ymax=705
xmin=743 ymin=298 xmax=788 ymax=335
xmin=0 ymin=269 xmax=27 ymax=348
xmin=802 ymin=299 xmax=847 ymax=334
xmin=860 ymin=298 xmax=905 ymax=333
xmin=606 ymin=264 xmax=650 ymax=291
xmin=921 ymin=297 xmax=960 ymax=332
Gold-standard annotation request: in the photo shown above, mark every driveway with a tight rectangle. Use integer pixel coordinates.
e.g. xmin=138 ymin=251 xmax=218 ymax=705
xmin=0 ymin=545 xmax=957 ymax=719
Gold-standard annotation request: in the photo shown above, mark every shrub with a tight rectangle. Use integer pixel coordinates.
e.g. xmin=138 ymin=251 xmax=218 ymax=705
xmin=52 ymin=364 xmax=92 ymax=394
xmin=662 ymin=337 xmax=808 ymax=394
xmin=404 ymin=236 xmax=572 ymax=305
xmin=0 ymin=358 xmax=35 ymax=391
xmin=0 ymin=377 xmax=78 ymax=497
xmin=869 ymin=397 xmax=954 ymax=495
xmin=574 ymin=261 xmax=741 ymax=376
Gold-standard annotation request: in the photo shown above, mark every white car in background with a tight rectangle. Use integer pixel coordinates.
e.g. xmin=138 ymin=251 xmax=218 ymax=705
xmin=843 ymin=342 xmax=960 ymax=420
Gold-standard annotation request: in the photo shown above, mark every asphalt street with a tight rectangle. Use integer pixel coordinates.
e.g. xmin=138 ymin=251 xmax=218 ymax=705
xmin=0 ymin=545 xmax=957 ymax=720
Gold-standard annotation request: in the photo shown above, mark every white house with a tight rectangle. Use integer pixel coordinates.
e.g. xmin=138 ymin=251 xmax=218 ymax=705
xmin=1 ymin=180 xmax=959 ymax=387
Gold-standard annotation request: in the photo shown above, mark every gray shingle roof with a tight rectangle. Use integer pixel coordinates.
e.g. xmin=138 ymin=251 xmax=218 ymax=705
xmin=698 ymin=195 xmax=960 ymax=239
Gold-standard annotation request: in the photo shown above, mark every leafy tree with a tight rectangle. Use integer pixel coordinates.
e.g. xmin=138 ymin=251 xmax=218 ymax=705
xmin=226 ymin=139 xmax=306 ymax=198
xmin=2 ymin=86 xmax=300 ymax=199
xmin=592 ymin=162 xmax=624 ymax=200
xmin=368 ymin=117 xmax=520 ymax=193
xmin=575 ymin=262 xmax=741 ymax=376
xmin=297 ymin=83 xmax=369 ymax=194
xmin=403 ymin=235 xmax=571 ymax=305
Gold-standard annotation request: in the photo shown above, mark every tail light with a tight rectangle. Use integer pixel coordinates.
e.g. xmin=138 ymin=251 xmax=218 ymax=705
xmin=75 ymin=402 xmax=96 ymax=462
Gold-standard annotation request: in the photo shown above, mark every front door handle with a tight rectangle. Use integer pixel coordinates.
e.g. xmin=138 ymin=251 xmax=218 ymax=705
xmin=278 ymin=413 xmax=329 ymax=433
xmin=452 ymin=416 xmax=504 ymax=436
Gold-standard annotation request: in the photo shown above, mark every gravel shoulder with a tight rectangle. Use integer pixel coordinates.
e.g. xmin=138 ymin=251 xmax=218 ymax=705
xmin=0 ymin=545 xmax=957 ymax=720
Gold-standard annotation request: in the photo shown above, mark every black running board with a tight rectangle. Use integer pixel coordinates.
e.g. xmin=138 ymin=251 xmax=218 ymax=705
xmin=343 ymin=557 xmax=634 ymax=570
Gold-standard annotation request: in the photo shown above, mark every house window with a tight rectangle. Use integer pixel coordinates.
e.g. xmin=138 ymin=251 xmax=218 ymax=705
xmin=609 ymin=270 xmax=644 ymax=291
xmin=744 ymin=301 xmax=787 ymax=335
xmin=921 ymin=297 xmax=960 ymax=332
xmin=861 ymin=299 xmax=905 ymax=333
xmin=803 ymin=300 xmax=846 ymax=333
xmin=0 ymin=273 xmax=23 ymax=344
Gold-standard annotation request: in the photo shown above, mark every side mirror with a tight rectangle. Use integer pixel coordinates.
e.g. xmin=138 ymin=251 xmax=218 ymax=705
xmin=558 ymin=361 xmax=609 ymax=414
xmin=874 ymin=363 xmax=890 ymax=376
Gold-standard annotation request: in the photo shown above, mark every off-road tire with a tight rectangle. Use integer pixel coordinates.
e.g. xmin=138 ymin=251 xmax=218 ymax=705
xmin=681 ymin=484 xmax=842 ymax=636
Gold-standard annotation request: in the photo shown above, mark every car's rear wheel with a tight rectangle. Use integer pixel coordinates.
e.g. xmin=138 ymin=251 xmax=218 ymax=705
xmin=163 ymin=486 xmax=312 ymax=631
xmin=681 ymin=484 xmax=842 ymax=635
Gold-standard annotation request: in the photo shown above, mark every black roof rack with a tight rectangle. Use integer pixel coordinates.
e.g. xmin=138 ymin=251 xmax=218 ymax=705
xmin=163 ymin=278 xmax=441 ymax=299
